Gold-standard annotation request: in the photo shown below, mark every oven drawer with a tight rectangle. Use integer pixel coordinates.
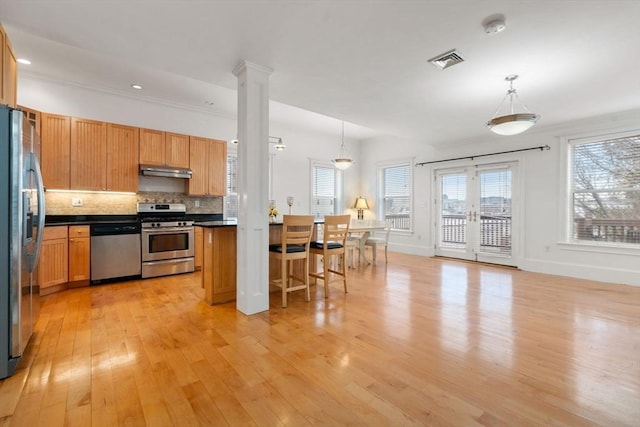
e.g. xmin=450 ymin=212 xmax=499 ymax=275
xmin=142 ymin=257 xmax=194 ymax=279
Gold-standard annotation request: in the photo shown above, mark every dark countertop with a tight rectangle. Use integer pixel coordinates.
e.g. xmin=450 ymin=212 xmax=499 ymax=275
xmin=45 ymin=213 xmax=224 ymax=226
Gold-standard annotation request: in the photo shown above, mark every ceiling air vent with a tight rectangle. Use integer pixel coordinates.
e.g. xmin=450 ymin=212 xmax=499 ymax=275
xmin=428 ymin=49 xmax=464 ymax=70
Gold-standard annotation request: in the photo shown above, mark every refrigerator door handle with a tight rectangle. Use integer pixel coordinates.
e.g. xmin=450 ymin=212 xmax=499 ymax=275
xmin=27 ymin=152 xmax=46 ymax=273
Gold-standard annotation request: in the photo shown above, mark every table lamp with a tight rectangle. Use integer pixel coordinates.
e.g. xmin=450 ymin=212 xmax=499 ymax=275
xmin=354 ymin=197 xmax=369 ymax=220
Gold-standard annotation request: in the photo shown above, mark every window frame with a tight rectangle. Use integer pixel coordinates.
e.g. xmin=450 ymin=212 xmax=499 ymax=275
xmin=309 ymin=159 xmax=343 ymax=220
xmin=559 ymin=128 xmax=640 ymax=254
xmin=376 ymin=158 xmax=414 ymax=233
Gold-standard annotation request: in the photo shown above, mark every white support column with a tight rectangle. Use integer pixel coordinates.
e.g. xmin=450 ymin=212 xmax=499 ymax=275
xmin=233 ymin=60 xmax=273 ymax=315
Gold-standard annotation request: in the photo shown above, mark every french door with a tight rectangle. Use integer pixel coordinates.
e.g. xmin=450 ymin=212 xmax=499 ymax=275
xmin=434 ymin=162 xmax=519 ymax=267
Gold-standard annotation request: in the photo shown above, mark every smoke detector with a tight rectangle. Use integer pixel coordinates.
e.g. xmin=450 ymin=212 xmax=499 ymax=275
xmin=483 ymin=14 xmax=507 ymax=35
xmin=427 ymin=49 xmax=465 ymax=70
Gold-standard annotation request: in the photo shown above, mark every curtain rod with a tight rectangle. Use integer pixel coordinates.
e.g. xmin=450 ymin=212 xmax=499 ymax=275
xmin=415 ymin=144 xmax=550 ymax=167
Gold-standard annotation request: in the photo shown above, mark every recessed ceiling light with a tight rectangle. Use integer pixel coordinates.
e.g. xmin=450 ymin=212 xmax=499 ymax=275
xmin=17 ymin=58 xmax=31 ymax=65
xmin=131 ymin=84 xmax=143 ymax=90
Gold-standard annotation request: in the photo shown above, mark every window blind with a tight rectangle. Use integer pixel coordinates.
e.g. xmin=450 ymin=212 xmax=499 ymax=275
xmin=383 ymin=164 xmax=411 ymax=230
xmin=225 ymin=154 xmax=238 ymax=220
xmin=571 ymin=134 xmax=640 ymax=244
xmin=312 ymin=165 xmax=336 ymax=218
xmin=478 ymin=168 xmax=512 ymax=255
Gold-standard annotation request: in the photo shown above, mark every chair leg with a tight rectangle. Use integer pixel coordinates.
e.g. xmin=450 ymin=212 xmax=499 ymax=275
xmin=304 ymin=257 xmax=310 ymax=302
xmin=384 ymin=244 xmax=388 ymax=264
xmin=341 ymin=253 xmax=348 ymax=293
xmin=323 ymin=255 xmax=329 ymax=298
xmin=371 ymin=243 xmax=377 ymax=262
xmin=281 ymin=258 xmax=287 ymax=308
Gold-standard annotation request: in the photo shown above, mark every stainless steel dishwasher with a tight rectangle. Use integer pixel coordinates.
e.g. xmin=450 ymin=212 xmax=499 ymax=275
xmin=90 ymin=222 xmax=141 ymax=284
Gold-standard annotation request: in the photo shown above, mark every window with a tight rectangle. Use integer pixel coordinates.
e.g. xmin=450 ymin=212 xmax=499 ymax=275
xmin=310 ymin=160 xmax=342 ymax=219
xmin=224 ymin=152 xmax=238 ymax=220
xmin=378 ymin=160 xmax=412 ymax=231
xmin=569 ymin=132 xmax=640 ymax=245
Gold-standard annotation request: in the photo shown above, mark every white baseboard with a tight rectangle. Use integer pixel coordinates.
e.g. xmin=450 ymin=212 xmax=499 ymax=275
xmin=522 ymin=258 xmax=640 ymax=287
xmin=387 ymin=245 xmax=639 ymax=287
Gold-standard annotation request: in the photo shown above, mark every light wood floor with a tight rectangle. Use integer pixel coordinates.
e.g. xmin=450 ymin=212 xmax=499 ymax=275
xmin=1 ymin=252 xmax=639 ymax=426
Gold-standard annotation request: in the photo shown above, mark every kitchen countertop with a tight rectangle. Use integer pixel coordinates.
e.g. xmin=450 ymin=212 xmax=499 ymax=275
xmin=45 ymin=213 xmax=224 ymax=226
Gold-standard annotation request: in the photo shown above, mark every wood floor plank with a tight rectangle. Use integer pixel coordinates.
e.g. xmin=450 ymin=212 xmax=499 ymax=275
xmin=0 ymin=251 xmax=638 ymax=426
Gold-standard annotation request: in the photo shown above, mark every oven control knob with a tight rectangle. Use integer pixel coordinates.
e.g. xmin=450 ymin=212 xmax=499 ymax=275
xmin=154 ymin=223 xmax=160 ymax=227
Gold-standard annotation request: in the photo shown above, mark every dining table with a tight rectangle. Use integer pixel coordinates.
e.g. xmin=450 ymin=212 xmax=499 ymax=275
xmin=348 ymin=220 xmax=387 ymax=265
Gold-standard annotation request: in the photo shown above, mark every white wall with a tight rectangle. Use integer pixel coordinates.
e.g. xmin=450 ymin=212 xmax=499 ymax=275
xmin=20 ymin=76 xmax=639 ymax=286
xmin=18 ymin=75 xmax=361 ymax=217
xmin=360 ymin=109 xmax=640 ymax=286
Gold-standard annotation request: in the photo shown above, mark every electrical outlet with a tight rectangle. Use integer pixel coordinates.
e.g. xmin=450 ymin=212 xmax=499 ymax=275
xmin=195 ymin=200 xmax=200 ymax=208
xmin=72 ymin=198 xmax=83 ymax=207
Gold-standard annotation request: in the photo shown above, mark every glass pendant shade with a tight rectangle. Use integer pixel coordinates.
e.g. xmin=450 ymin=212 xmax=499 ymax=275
xmin=487 ymin=75 xmax=539 ymax=136
xmin=332 ymin=121 xmax=354 ymax=169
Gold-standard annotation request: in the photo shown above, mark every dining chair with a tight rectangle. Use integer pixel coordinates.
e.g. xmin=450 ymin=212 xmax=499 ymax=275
xmin=365 ymin=221 xmax=391 ymax=263
xmin=309 ymin=214 xmax=351 ymax=297
xmin=268 ymin=214 xmax=315 ymax=308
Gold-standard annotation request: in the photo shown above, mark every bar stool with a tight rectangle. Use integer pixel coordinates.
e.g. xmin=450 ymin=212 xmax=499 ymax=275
xmin=309 ymin=214 xmax=351 ymax=297
xmin=268 ymin=215 xmax=315 ymax=307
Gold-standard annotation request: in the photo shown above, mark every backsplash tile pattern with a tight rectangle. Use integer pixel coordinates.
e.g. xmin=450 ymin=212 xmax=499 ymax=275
xmin=45 ymin=191 xmax=222 ymax=215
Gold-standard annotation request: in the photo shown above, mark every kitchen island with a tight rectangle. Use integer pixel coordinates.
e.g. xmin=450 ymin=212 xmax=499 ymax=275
xmin=197 ymin=221 xmax=238 ymax=304
xmin=197 ymin=220 xmax=320 ymax=305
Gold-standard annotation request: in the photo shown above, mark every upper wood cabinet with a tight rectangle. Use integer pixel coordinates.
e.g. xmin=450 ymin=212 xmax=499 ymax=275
xmin=188 ymin=137 xmax=227 ymax=196
xmin=139 ymin=129 xmax=190 ymax=168
xmin=40 ymin=113 xmax=71 ymax=189
xmin=71 ymin=117 xmax=107 ymax=190
xmin=107 ymin=123 xmax=139 ymax=192
xmin=19 ymin=106 xmax=40 ymax=135
xmin=0 ymin=24 xmax=17 ymax=108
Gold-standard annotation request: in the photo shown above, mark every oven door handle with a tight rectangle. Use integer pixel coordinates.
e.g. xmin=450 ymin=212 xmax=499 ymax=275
xmin=142 ymin=227 xmax=194 ymax=234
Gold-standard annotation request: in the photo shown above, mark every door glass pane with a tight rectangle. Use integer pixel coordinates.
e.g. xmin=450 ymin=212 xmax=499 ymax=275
xmin=478 ymin=168 xmax=512 ymax=256
xmin=440 ymin=173 xmax=467 ymax=247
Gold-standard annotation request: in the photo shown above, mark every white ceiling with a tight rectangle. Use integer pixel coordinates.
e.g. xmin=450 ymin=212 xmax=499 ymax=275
xmin=1 ymin=0 xmax=639 ymax=145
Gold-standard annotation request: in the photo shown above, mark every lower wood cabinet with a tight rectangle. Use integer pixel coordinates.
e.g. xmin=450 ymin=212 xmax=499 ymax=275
xmin=202 ymin=226 xmax=236 ymax=304
xmin=40 ymin=225 xmax=90 ymax=296
xmin=40 ymin=226 xmax=69 ymax=293
xmin=68 ymin=225 xmax=90 ymax=283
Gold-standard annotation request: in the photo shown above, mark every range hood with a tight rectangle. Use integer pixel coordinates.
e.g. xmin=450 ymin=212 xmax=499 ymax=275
xmin=139 ymin=164 xmax=192 ymax=179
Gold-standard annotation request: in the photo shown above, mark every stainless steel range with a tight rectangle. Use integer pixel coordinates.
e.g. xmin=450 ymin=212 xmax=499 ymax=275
xmin=138 ymin=202 xmax=195 ymax=279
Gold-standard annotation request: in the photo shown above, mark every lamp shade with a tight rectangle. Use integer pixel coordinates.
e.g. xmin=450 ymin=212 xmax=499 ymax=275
xmin=354 ymin=197 xmax=369 ymax=210
xmin=487 ymin=113 xmax=539 ymax=136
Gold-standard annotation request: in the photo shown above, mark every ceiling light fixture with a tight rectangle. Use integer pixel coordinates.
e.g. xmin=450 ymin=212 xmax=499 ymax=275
xmin=332 ymin=121 xmax=354 ymax=170
xmin=131 ymin=84 xmax=143 ymax=90
xmin=270 ymin=136 xmax=286 ymax=151
xmin=486 ymin=75 xmax=539 ymax=136
xmin=17 ymin=58 xmax=31 ymax=65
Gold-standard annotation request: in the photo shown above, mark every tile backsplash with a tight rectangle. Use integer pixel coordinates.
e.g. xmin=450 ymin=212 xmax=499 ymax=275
xmin=45 ymin=191 xmax=223 ymax=215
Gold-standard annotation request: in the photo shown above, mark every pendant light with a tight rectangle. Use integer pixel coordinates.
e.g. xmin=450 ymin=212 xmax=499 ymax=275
xmin=486 ymin=75 xmax=539 ymax=136
xmin=332 ymin=121 xmax=354 ymax=170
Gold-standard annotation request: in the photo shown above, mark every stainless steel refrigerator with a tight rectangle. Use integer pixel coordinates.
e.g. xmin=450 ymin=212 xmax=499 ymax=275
xmin=0 ymin=105 xmax=45 ymax=379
